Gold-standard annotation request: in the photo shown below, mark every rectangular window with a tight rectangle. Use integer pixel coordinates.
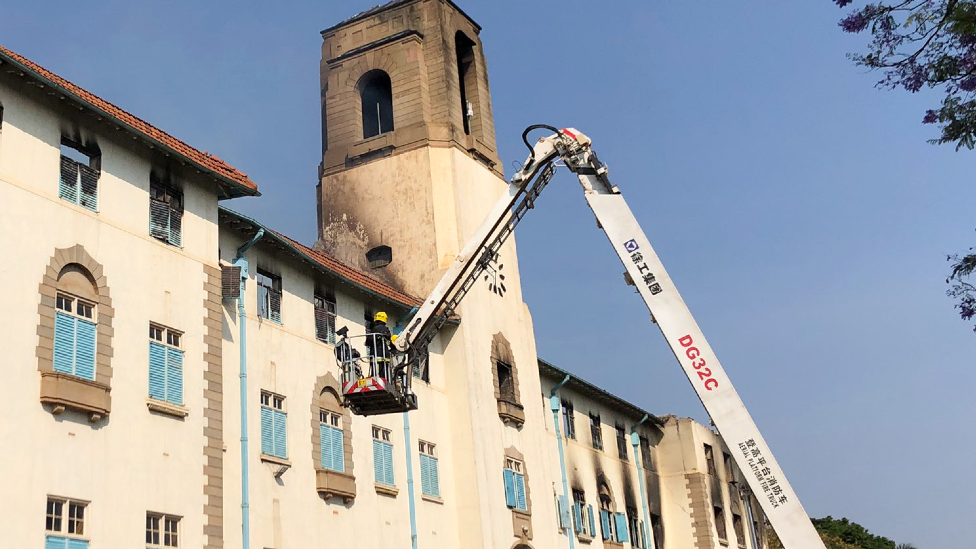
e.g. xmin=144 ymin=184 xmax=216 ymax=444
xmin=59 ymin=139 xmax=99 ymax=212
xmin=627 ymin=507 xmax=642 ymax=548
xmin=502 ymin=457 xmax=527 ymax=511
xmin=314 ymin=293 xmax=337 ymax=344
xmin=733 ymin=513 xmax=746 ymax=548
xmin=45 ymin=497 xmax=88 ymax=549
xmin=715 ymin=506 xmax=728 ymax=542
xmin=496 ymin=361 xmax=515 ymax=401
xmin=319 ymin=410 xmax=344 ymax=472
xmin=704 ymin=443 xmax=716 ymax=476
xmin=372 ymin=426 xmax=394 ymax=485
xmin=639 ymin=435 xmax=653 ymax=469
xmin=256 ymin=270 xmax=282 ymax=323
xmin=616 ymin=424 xmax=628 ymax=460
xmin=651 ymin=513 xmax=665 ymax=549
xmin=260 ymin=391 xmax=287 ymax=459
xmin=146 ymin=513 xmax=180 ymax=548
xmin=724 ymin=451 xmax=735 ymax=482
xmin=419 ymin=440 xmax=440 ymax=497
xmin=589 ymin=413 xmax=603 ymax=450
xmin=148 ymin=324 xmax=184 ymax=406
xmin=561 ymin=400 xmax=575 ymax=439
xmin=149 ymin=178 xmax=184 ymax=247
xmin=53 ymin=293 xmax=96 ymax=380
xmin=572 ymin=489 xmax=590 ymax=537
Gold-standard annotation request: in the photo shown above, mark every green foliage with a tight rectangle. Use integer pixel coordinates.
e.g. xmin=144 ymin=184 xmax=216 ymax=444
xmin=946 ymin=246 xmax=976 ymax=332
xmin=765 ymin=516 xmax=910 ymax=549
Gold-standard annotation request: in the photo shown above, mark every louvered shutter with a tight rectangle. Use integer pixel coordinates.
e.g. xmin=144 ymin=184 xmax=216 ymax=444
xmin=78 ymin=165 xmax=98 ymax=212
xmin=269 ymin=290 xmax=282 ymax=323
xmin=53 ymin=312 xmax=76 ymax=374
xmin=148 ymin=342 xmax=167 ymax=399
xmin=573 ymin=502 xmax=583 ymax=534
xmin=149 ymin=198 xmax=169 ymax=240
xmin=373 ymin=440 xmax=384 ymax=483
xmin=45 ymin=536 xmax=67 ymax=549
xmin=383 ymin=442 xmax=394 ymax=484
xmin=74 ymin=319 xmax=96 ymax=380
xmin=420 ymin=454 xmax=438 ymax=496
xmin=320 ymin=424 xmax=331 ymax=469
xmin=419 ymin=454 xmax=430 ymax=495
xmin=428 ymin=456 xmax=439 ymax=496
xmin=273 ymin=410 xmax=287 ymax=458
xmin=331 ymin=426 xmax=344 ymax=473
xmin=600 ymin=509 xmax=612 ymax=540
xmin=59 ymin=157 xmax=78 ymax=203
xmin=514 ymin=472 xmax=527 ymax=510
xmin=166 ymin=348 xmax=184 ymax=405
xmin=168 ymin=204 xmax=182 ymax=247
xmin=615 ymin=512 xmax=630 ymax=543
xmin=66 ymin=538 xmax=88 ymax=549
xmin=314 ymin=301 xmax=336 ymax=343
xmin=260 ymin=406 xmax=274 ymax=455
xmin=222 ymin=265 xmax=241 ymax=300
xmin=588 ymin=505 xmax=597 ymax=537
xmin=503 ymin=469 xmax=516 ymax=508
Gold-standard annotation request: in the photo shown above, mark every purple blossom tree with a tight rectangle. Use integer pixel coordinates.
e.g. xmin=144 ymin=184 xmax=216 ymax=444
xmin=835 ymin=1 xmax=976 ymax=332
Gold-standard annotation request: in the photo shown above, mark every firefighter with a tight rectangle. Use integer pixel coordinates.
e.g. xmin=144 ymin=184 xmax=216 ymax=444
xmin=366 ymin=311 xmax=393 ymax=379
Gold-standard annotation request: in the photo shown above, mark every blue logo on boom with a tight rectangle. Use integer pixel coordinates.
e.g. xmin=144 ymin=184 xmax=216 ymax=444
xmin=623 ymin=239 xmax=639 ymax=253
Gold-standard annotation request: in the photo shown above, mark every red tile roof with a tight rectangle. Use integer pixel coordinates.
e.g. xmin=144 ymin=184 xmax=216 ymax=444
xmin=0 ymin=45 xmax=258 ymax=197
xmin=272 ymin=230 xmax=423 ymax=309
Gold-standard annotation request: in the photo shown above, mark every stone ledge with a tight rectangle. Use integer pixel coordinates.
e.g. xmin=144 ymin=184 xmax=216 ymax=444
xmin=147 ymin=399 xmax=189 ymax=418
xmin=39 ymin=371 xmax=111 ymax=422
xmin=316 ymin=469 xmax=357 ymax=503
xmin=577 ymin=533 xmax=593 ymax=544
xmin=497 ymin=399 xmax=525 ymax=426
xmin=374 ymin=483 xmax=399 ymax=497
xmin=421 ymin=494 xmax=443 ymax=505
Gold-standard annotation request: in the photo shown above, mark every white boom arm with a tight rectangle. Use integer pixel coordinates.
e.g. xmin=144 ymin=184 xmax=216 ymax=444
xmin=398 ymin=127 xmax=825 ymax=549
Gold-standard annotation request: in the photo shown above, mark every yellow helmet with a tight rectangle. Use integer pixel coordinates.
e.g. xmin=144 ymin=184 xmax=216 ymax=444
xmin=391 ymin=334 xmax=399 ymax=343
xmin=374 ymin=311 xmax=388 ymax=323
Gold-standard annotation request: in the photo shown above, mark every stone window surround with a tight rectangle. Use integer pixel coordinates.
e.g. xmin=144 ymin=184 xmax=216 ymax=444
xmin=491 ymin=332 xmax=525 ymax=426
xmin=37 ymin=245 xmax=113 ymax=422
xmin=504 ymin=446 xmax=532 ymax=543
xmin=311 ymin=373 xmax=356 ymax=502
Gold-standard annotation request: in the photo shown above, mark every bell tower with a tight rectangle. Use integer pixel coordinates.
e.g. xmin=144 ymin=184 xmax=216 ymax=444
xmin=316 ymin=0 xmax=502 ymax=296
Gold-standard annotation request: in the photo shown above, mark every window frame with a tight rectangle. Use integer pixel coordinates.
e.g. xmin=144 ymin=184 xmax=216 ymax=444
xmin=704 ymin=443 xmax=717 ymax=476
xmin=58 ymin=138 xmax=99 ymax=212
xmin=589 ymin=413 xmax=603 ymax=451
xmin=503 ymin=457 xmax=528 ymax=512
xmin=372 ymin=425 xmax=395 ymax=486
xmin=418 ymin=440 xmax=440 ymax=498
xmin=639 ymin=435 xmax=653 ymax=469
xmin=314 ymin=292 xmax=337 ymax=344
xmin=359 ymin=70 xmax=394 ymax=139
xmin=319 ymin=409 xmax=344 ymax=473
xmin=572 ymin=489 xmax=591 ymax=537
xmin=496 ymin=360 xmax=515 ymax=402
xmin=561 ymin=399 xmax=576 ymax=440
xmin=615 ymin=424 xmax=628 ymax=461
xmin=256 ymin=270 xmax=282 ymax=324
xmin=146 ymin=512 xmax=180 ymax=548
xmin=45 ymin=497 xmax=88 ymax=539
xmin=53 ymin=292 xmax=97 ymax=381
xmin=260 ymin=390 xmax=287 ymax=459
xmin=148 ymin=323 xmax=184 ymax=406
xmin=149 ymin=176 xmax=184 ymax=248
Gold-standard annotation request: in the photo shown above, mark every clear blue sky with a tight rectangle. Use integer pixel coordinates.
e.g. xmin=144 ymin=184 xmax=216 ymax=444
xmin=4 ymin=1 xmax=972 ymax=546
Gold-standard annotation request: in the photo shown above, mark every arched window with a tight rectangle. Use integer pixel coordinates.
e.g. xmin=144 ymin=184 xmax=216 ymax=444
xmin=54 ymin=264 xmax=98 ymax=380
xmin=455 ymin=31 xmax=477 ymax=135
xmin=359 ymin=70 xmax=394 ymax=139
xmin=312 ymin=374 xmax=356 ymax=502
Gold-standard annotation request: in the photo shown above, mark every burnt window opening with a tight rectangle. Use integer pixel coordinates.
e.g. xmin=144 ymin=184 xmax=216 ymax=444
xmin=639 ymin=435 xmax=653 ymax=469
xmin=314 ymin=292 xmax=337 ymax=344
xmin=455 ymin=31 xmax=477 ymax=135
xmin=359 ymin=70 xmax=394 ymax=139
xmin=651 ymin=513 xmax=665 ymax=549
xmin=256 ymin=270 xmax=282 ymax=324
xmin=149 ymin=174 xmax=183 ymax=247
xmin=704 ymin=443 xmax=716 ymax=476
xmin=615 ymin=424 xmax=628 ymax=461
xmin=59 ymin=137 xmax=100 ymax=212
xmin=627 ymin=507 xmax=642 ymax=549
xmin=496 ymin=361 xmax=515 ymax=402
xmin=723 ymin=451 xmax=734 ymax=482
xmin=589 ymin=413 xmax=603 ymax=451
xmin=714 ymin=506 xmax=728 ymax=542
xmin=561 ymin=399 xmax=575 ymax=439
xmin=733 ymin=513 xmax=746 ymax=548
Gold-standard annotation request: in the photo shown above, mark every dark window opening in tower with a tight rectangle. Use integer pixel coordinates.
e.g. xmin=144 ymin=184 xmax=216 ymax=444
xmin=360 ymin=70 xmax=394 ymax=139
xmin=455 ymin=31 xmax=477 ymax=136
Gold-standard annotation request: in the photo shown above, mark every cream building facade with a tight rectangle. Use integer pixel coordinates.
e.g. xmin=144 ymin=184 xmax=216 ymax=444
xmin=1 ymin=2 xmax=770 ymax=549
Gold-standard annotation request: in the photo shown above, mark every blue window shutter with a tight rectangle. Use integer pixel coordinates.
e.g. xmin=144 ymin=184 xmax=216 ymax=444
xmin=273 ymin=410 xmax=287 ymax=458
xmin=429 ymin=456 xmax=439 ymax=496
xmin=331 ymin=426 xmax=344 ymax=473
xmin=600 ymin=509 xmax=612 ymax=540
xmin=503 ymin=469 xmax=516 ymax=508
xmin=148 ymin=342 xmax=167 ymax=399
xmin=383 ymin=442 xmax=394 ymax=484
xmin=419 ymin=454 xmax=430 ymax=495
xmin=78 ymin=165 xmax=98 ymax=212
xmin=59 ymin=157 xmax=79 ymax=203
xmin=45 ymin=535 xmax=67 ymax=549
xmin=53 ymin=312 xmax=76 ymax=374
xmin=320 ymin=424 xmax=331 ymax=469
xmin=420 ymin=454 xmax=438 ymax=496
xmin=514 ymin=472 xmax=527 ymax=510
xmin=573 ymin=502 xmax=583 ymax=534
xmin=74 ymin=319 xmax=96 ymax=380
xmin=150 ymin=199 xmax=169 ymax=240
xmin=588 ymin=505 xmax=597 ymax=537
xmin=260 ymin=406 xmax=274 ymax=455
xmin=615 ymin=512 xmax=630 ymax=543
xmin=169 ymin=208 xmax=182 ymax=247
xmin=166 ymin=348 xmax=184 ymax=405
xmin=373 ymin=440 xmax=383 ymax=483
xmin=66 ymin=539 xmax=88 ymax=549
